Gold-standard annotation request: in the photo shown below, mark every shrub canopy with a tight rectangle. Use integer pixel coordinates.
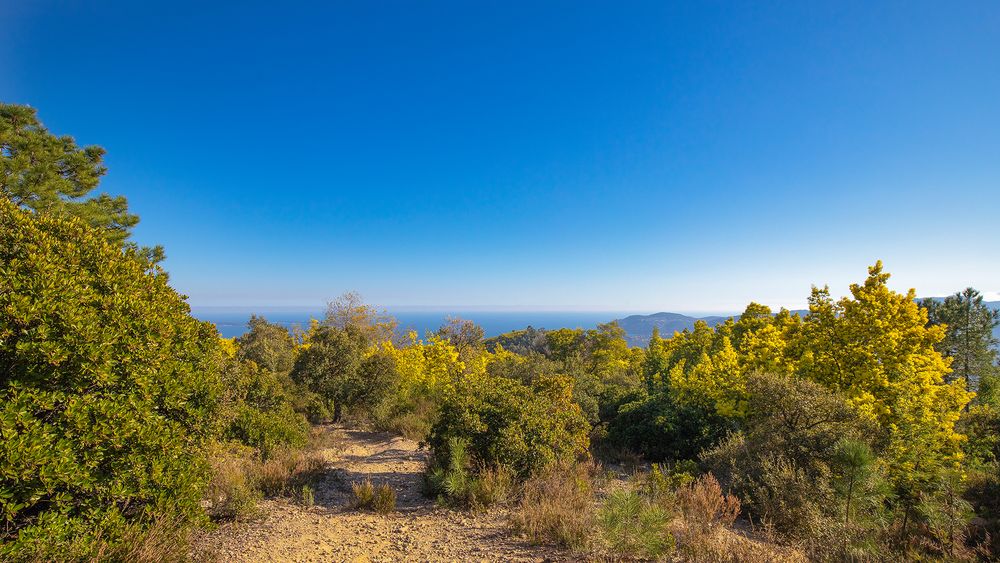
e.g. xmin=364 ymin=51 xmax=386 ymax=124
xmin=0 ymin=199 xmax=222 ymax=558
xmin=428 ymin=373 xmax=590 ymax=478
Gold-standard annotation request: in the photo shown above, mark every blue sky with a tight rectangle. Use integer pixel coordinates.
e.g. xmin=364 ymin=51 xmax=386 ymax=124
xmin=4 ymin=1 xmax=999 ymax=312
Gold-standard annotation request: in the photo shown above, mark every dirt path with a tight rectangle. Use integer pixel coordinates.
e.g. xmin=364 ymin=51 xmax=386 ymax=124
xmin=196 ymin=426 xmax=567 ymax=562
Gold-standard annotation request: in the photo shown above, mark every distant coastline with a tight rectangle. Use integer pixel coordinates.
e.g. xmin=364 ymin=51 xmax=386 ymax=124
xmin=190 ymin=308 xmax=648 ymax=339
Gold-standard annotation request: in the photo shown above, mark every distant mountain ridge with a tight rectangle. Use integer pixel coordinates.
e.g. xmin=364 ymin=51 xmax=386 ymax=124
xmin=615 ymin=312 xmax=732 ymax=346
xmin=614 ymin=301 xmax=1000 ymax=347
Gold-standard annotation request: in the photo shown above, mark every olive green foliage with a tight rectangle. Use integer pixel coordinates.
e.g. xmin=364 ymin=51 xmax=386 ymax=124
xmin=236 ymin=315 xmax=297 ymax=374
xmin=960 ymin=404 xmax=1000 ymax=555
xmin=435 ymin=316 xmax=486 ymax=362
xmin=703 ymin=374 xmax=886 ymax=550
xmin=917 ymin=469 xmax=976 ymax=560
xmin=428 ymin=373 xmax=589 ymax=481
xmin=219 ymin=356 xmax=309 ymax=458
xmin=290 ymin=294 xmax=401 ymax=422
xmin=0 ymin=103 xmax=162 ymax=263
xmin=483 ymin=326 xmax=549 ymax=356
xmin=0 ymin=199 xmax=221 ymax=558
xmin=423 ymin=437 xmax=516 ymax=509
xmin=544 ymin=323 xmax=645 ymax=425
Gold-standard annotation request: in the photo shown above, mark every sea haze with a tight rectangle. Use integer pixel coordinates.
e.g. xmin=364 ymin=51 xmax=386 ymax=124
xmin=191 ymin=308 xmax=644 ymax=339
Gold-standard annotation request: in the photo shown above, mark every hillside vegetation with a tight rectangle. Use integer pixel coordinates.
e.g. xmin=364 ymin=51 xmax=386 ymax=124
xmin=2 ymin=103 xmax=999 ymax=561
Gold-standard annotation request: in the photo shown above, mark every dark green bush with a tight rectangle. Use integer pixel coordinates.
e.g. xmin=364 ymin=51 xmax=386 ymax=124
xmin=290 ymin=326 xmax=398 ymax=422
xmin=606 ymin=391 xmax=734 ymax=462
xmin=0 ymin=200 xmax=223 ymax=559
xmin=427 ymin=373 xmax=589 ymax=481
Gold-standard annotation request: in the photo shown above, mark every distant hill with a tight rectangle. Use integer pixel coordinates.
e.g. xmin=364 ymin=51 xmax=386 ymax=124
xmin=615 ymin=301 xmax=1000 ymax=346
xmin=615 ymin=312 xmax=732 ymax=346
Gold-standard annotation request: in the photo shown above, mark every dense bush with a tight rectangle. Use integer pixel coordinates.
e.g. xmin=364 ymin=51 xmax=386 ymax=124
xmin=218 ymin=356 xmax=309 ymax=458
xmin=606 ymin=391 xmax=734 ymax=462
xmin=290 ymin=325 xmax=399 ymax=422
xmin=427 ymin=373 xmax=589 ymax=480
xmin=236 ymin=315 xmax=297 ymax=374
xmin=0 ymin=200 xmax=223 ymax=558
xmin=702 ymin=373 xmax=886 ymax=552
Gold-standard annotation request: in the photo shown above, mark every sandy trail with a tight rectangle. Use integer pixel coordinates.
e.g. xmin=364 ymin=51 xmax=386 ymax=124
xmin=196 ymin=426 xmax=566 ymax=562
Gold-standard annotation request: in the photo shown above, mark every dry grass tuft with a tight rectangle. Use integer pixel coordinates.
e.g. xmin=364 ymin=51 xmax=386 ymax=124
xmin=350 ymin=478 xmax=375 ymax=509
xmin=372 ymin=483 xmax=397 ymax=514
xmin=92 ymin=513 xmax=195 ymax=563
xmin=349 ymin=478 xmax=396 ymax=513
xmin=512 ymin=462 xmax=597 ymax=550
xmin=471 ymin=465 xmax=515 ymax=507
xmin=256 ymin=447 xmax=327 ymax=496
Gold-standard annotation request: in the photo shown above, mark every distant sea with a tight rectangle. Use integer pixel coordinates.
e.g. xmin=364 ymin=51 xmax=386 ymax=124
xmin=191 ymin=308 xmax=640 ymax=339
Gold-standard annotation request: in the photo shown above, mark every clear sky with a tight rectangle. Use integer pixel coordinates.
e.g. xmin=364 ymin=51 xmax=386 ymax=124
xmin=4 ymin=1 xmax=998 ymax=312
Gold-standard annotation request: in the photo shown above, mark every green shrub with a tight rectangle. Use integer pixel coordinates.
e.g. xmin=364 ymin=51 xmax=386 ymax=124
xmin=702 ymin=373 xmax=880 ymax=546
xmin=427 ymin=373 xmax=589 ymax=480
xmin=220 ymin=357 xmax=310 ymax=458
xmin=0 ymin=200 xmax=223 ymax=559
xmin=290 ymin=326 xmax=399 ymax=422
xmin=636 ymin=462 xmax=693 ymax=509
xmin=606 ymin=391 xmax=734 ymax=462
xmin=599 ymin=488 xmax=675 ymax=559
xmin=235 ymin=315 xmax=297 ymax=374
xmin=424 ymin=437 xmax=516 ymax=509
xmin=300 ymin=485 xmax=315 ymax=508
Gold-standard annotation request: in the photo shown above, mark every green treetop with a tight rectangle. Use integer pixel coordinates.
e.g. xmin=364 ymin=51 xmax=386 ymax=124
xmin=0 ymin=102 xmax=162 ymax=262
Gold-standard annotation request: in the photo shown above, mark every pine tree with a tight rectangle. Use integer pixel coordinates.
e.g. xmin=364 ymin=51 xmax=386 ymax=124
xmin=0 ymin=103 xmax=162 ymax=262
xmin=921 ymin=288 xmax=1000 ymax=393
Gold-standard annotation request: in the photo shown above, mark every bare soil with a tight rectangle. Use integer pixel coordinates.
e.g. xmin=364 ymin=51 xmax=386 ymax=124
xmin=194 ymin=425 xmax=570 ymax=562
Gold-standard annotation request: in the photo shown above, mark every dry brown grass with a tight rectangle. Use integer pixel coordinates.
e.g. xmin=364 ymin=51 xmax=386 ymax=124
xmin=511 ymin=462 xmax=598 ymax=550
xmin=90 ymin=513 xmax=195 ymax=563
xmin=205 ymin=443 xmax=262 ymax=520
xmin=203 ymin=439 xmax=328 ymax=521
xmin=668 ymin=473 xmax=807 ymax=562
xmin=677 ymin=473 xmax=741 ymax=530
xmin=256 ymin=447 xmax=327 ymax=496
xmin=672 ymin=525 xmax=808 ymax=563
xmin=349 ymin=478 xmax=397 ymax=513
xmin=468 ymin=465 xmax=515 ymax=508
